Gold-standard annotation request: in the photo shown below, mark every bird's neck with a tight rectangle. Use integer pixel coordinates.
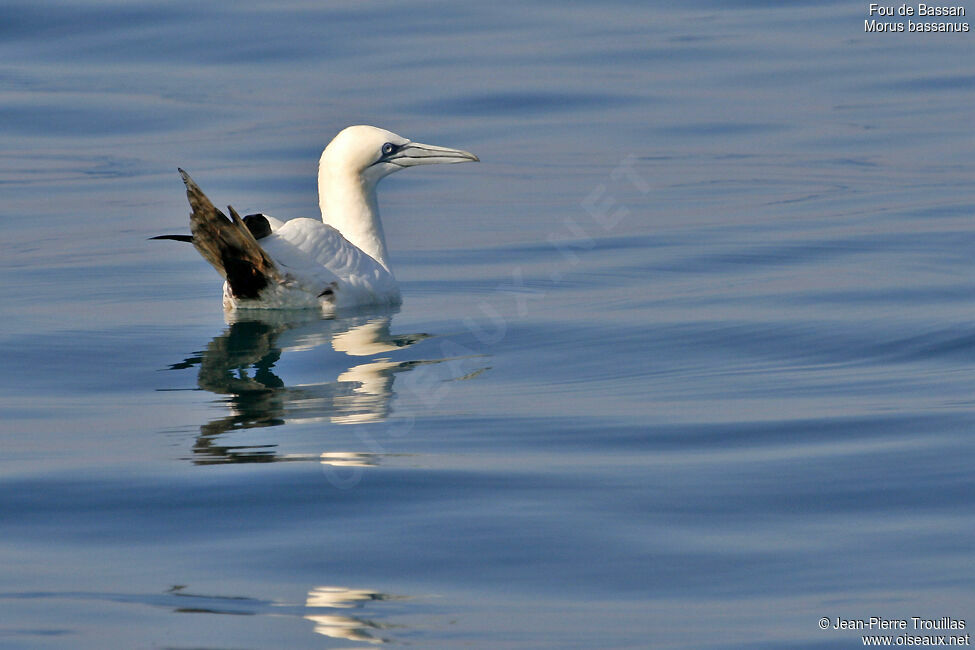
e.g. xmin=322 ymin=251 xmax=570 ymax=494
xmin=318 ymin=167 xmax=391 ymax=271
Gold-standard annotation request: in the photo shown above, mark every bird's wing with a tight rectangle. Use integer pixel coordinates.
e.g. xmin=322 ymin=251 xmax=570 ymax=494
xmin=261 ymin=218 xmax=396 ymax=298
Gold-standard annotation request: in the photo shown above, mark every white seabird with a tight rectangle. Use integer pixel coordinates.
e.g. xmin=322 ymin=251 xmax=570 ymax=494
xmin=159 ymin=125 xmax=478 ymax=311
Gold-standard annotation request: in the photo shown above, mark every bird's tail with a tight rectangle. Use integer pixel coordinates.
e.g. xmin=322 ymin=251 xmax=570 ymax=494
xmin=150 ymin=234 xmax=194 ymax=243
xmin=179 ymin=168 xmax=281 ymax=300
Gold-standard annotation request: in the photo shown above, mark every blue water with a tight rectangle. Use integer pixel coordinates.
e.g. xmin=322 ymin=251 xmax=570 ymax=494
xmin=2 ymin=1 xmax=974 ymax=648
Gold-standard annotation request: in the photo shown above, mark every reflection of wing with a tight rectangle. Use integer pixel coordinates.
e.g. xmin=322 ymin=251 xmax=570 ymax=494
xmin=331 ymin=358 xmax=448 ymax=424
xmin=332 ymin=317 xmax=430 ymax=356
xmin=331 ymin=359 xmax=410 ymax=424
xmin=196 ymin=320 xmax=283 ymax=395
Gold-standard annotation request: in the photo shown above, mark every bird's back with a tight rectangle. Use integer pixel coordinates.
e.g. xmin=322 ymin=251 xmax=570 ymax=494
xmin=261 ymin=218 xmax=400 ymax=309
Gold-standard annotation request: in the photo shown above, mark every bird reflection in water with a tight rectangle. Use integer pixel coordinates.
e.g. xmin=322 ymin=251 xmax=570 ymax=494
xmin=304 ymin=585 xmax=402 ymax=644
xmin=166 ymin=308 xmax=468 ymax=465
xmin=163 ymin=584 xmax=402 ymax=644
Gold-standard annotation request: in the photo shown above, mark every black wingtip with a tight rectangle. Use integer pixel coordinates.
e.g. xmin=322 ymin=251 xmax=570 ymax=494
xmin=150 ymin=234 xmax=195 ymax=243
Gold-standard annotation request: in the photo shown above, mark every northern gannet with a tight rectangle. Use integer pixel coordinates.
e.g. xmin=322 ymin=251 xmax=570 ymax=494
xmin=156 ymin=125 xmax=478 ymax=311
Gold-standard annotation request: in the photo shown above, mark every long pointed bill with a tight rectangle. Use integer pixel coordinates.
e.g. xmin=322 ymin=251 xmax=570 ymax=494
xmin=386 ymin=142 xmax=479 ymax=167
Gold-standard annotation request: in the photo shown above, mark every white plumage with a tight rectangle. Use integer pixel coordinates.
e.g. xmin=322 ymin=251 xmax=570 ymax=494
xmin=245 ymin=215 xmax=398 ymax=310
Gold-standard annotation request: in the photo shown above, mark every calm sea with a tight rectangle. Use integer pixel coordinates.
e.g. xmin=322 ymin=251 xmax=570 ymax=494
xmin=1 ymin=1 xmax=974 ymax=648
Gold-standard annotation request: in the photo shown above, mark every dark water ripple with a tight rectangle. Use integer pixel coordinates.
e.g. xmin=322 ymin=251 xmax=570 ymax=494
xmin=409 ymin=91 xmax=644 ymax=117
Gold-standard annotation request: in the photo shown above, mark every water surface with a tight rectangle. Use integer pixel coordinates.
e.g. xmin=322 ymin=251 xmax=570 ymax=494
xmin=1 ymin=1 xmax=974 ymax=648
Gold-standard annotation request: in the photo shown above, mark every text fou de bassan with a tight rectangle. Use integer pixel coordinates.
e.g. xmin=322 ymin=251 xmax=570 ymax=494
xmin=866 ymin=3 xmax=969 ymax=32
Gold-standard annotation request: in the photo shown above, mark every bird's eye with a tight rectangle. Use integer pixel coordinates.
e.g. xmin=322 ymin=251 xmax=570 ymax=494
xmin=381 ymin=142 xmax=396 ymax=156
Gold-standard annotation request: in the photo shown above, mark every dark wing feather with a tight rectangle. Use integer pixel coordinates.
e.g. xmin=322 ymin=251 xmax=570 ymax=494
xmin=150 ymin=234 xmax=195 ymax=243
xmin=179 ymin=168 xmax=281 ymax=300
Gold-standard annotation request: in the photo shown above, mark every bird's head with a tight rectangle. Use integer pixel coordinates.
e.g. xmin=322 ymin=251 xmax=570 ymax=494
xmin=320 ymin=125 xmax=479 ymax=187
